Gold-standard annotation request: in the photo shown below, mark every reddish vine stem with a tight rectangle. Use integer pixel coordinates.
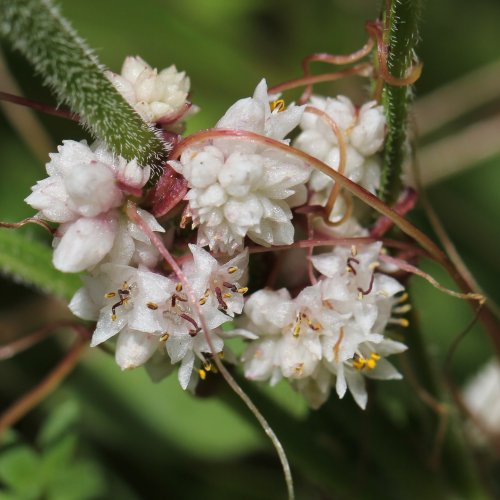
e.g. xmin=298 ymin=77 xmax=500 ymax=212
xmin=0 ymin=216 xmax=55 ymax=234
xmin=0 ymin=328 xmax=89 ymax=435
xmin=0 ymin=91 xmax=78 ymax=121
xmin=170 ymin=128 xmax=500 ymax=351
xmin=268 ymin=63 xmax=372 ymax=96
xmin=170 ymin=128 xmax=446 ymax=263
xmin=300 ymin=38 xmax=375 ymax=102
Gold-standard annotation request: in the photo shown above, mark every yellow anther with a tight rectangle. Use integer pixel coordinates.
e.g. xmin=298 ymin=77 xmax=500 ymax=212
xmin=307 ymin=319 xmax=322 ymax=331
xmin=358 ymin=291 xmax=363 ymax=300
xmin=393 ymin=304 xmax=412 ymax=314
xmin=351 ymin=245 xmax=357 ymax=257
xmin=223 ymin=293 xmax=232 ymax=299
xmin=353 ymin=357 xmax=366 ymax=370
xmin=218 ymin=351 xmax=225 ymax=359
xmin=203 ymin=360 xmax=212 ymax=372
xmin=366 ymin=359 xmax=377 ymax=369
xmin=293 ymin=322 xmax=301 ymax=338
xmin=160 ymin=332 xmax=170 ymax=342
xmin=147 ymin=302 xmax=158 ymax=310
xmin=370 ymin=353 xmax=381 ymax=361
xmin=111 ymin=313 xmax=117 ymax=321
xmin=270 ymin=99 xmax=286 ymax=112
xmin=199 ymin=297 xmax=207 ymax=305
xmin=398 ymin=292 xmax=409 ymax=303
xmin=398 ymin=318 xmax=410 ymax=328
xmin=105 ymin=292 xmax=116 ymax=299
xmin=204 ymin=290 xmax=210 ymax=298
xmin=294 ymin=363 xmax=304 ymax=375
xmin=227 ymin=266 xmax=238 ymax=274
xmin=369 ymin=261 xmax=380 ymax=270
xmin=198 ymin=369 xmax=206 ymax=380
xmin=176 ymin=282 xmax=183 ymax=292
xmin=237 ymin=287 xmax=248 ymax=294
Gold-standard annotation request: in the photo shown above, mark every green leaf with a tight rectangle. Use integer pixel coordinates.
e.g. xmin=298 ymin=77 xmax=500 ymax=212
xmin=0 ymin=446 xmax=42 ymax=498
xmin=0 ymin=229 xmax=80 ymax=301
xmin=0 ymin=0 xmax=168 ymax=180
xmin=37 ymin=399 xmax=80 ymax=449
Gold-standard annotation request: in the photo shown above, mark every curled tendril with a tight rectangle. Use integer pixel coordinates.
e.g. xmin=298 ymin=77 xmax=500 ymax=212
xmin=365 ymin=20 xmax=422 ymax=92
xmin=0 ymin=217 xmax=55 ymax=234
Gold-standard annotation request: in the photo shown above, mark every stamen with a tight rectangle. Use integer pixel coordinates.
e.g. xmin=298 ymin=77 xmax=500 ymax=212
xmin=294 ymin=363 xmax=304 ymax=375
xmin=389 ymin=318 xmax=410 ymax=328
xmin=180 ymin=313 xmax=201 ymax=336
xmin=237 ymin=287 xmax=248 ymax=294
xmin=351 ymin=245 xmax=357 ymax=257
xmin=333 ymin=326 xmax=345 ymax=362
xmin=215 ymin=287 xmax=228 ymax=310
xmin=104 ymin=292 xmax=116 ymax=299
xmin=227 ymin=266 xmax=238 ymax=274
xmin=270 ymin=99 xmax=286 ymax=112
xmin=160 ymin=332 xmax=170 ymax=342
xmin=198 ymin=369 xmax=207 ymax=380
xmin=393 ymin=304 xmax=412 ymax=314
xmin=147 ymin=302 xmax=158 ymax=310
xmin=176 ymin=282 xmax=183 ymax=292
xmin=203 ymin=360 xmax=212 ymax=372
xmin=357 ymin=272 xmax=375 ymax=296
xmin=199 ymin=297 xmax=207 ymax=305
xmin=397 ymin=292 xmax=409 ymax=303
xmin=347 ymin=256 xmax=360 ymax=274
xmin=223 ymin=293 xmax=232 ymax=299
xmin=223 ymin=281 xmax=238 ymax=292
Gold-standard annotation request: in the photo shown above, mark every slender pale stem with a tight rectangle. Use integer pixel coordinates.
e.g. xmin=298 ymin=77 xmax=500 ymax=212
xmin=126 ymin=202 xmax=295 ymax=500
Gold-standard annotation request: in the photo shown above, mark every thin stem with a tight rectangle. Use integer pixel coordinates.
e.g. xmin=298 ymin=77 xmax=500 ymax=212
xmin=0 ymin=335 xmax=88 ymax=435
xmin=171 ymin=128 xmax=447 ymax=264
xmin=126 ymin=202 xmax=295 ymax=500
xmin=0 ymin=0 xmax=168 ymax=179
xmin=0 ymin=320 xmax=80 ymax=360
xmin=0 ymin=90 xmax=77 ymax=121
xmin=268 ymin=63 xmax=372 ymax=96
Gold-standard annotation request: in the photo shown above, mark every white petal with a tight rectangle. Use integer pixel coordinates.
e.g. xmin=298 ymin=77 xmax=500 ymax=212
xmin=115 ymin=329 xmax=159 ymax=370
xmin=53 ymin=214 xmax=118 ymax=272
xmin=68 ymin=287 xmax=99 ymax=321
xmin=178 ymin=350 xmax=195 ymax=389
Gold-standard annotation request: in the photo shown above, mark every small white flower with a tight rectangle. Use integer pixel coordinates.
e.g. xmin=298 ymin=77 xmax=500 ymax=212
xmin=294 ymin=95 xmax=385 ymax=222
xmin=107 ymin=56 xmax=192 ymax=124
xmin=463 ymin=360 xmax=500 ymax=444
xmin=171 ymin=80 xmax=309 ymax=253
xmin=239 ymin=242 xmax=407 ymax=409
xmin=25 ymin=140 xmax=156 ymax=272
xmin=69 ymin=263 xmax=176 ymax=369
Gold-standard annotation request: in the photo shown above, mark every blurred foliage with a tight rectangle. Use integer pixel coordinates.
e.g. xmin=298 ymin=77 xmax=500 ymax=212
xmin=1 ymin=0 xmax=500 ymax=498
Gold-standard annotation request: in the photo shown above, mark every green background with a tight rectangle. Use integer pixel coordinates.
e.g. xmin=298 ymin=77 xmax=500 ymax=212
xmin=1 ymin=0 xmax=500 ymax=498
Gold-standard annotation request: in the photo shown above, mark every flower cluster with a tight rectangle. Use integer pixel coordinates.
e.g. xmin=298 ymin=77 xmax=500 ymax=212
xmin=25 ymin=56 xmax=409 ymax=410
xmin=237 ymin=243 xmax=406 ymax=409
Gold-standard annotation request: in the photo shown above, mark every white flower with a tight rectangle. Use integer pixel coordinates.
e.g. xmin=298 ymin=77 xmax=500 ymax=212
xmin=107 ymin=56 xmax=192 ymax=124
xmin=25 ymin=140 xmax=157 ymax=272
xmin=170 ymin=80 xmax=310 ymax=253
xmin=239 ymin=242 xmax=407 ymax=409
xmin=69 ymin=263 xmax=176 ymax=369
xmin=161 ymin=245 xmax=251 ymax=388
xmin=463 ymin=360 xmax=500 ymax=444
xmin=294 ymin=95 xmax=385 ymax=220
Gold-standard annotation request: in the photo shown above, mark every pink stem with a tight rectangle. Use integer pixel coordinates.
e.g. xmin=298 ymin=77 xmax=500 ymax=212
xmin=170 ymin=128 xmax=447 ymax=265
xmin=0 ymin=91 xmax=78 ymax=121
xmin=126 ymin=201 xmax=294 ymax=498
